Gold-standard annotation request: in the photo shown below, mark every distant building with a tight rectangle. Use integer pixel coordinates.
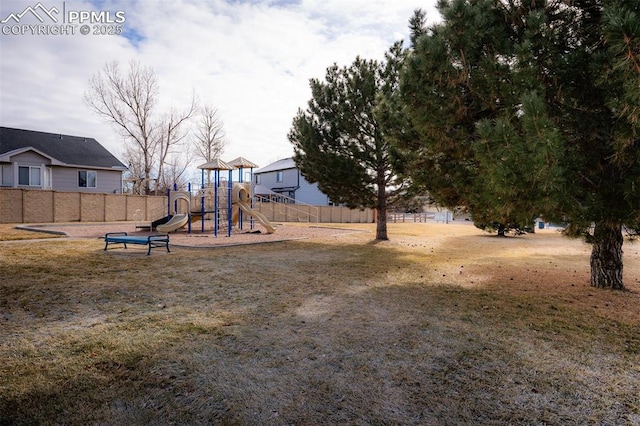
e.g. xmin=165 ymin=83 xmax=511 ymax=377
xmin=253 ymin=157 xmax=333 ymax=206
xmin=0 ymin=127 xmax=127 ymax=193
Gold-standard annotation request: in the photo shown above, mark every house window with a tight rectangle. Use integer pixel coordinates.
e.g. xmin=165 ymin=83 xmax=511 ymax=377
xmin=1 ymin=165 xmax=12 ymax=186
xmin=78 ymin=170 xmax=97 ymax=188
xmin=255 ymin=175 xmax=261 ymax=184
xmin=276 ymin=171 xmax=283 ymax=183
xmin=18 ymin=166 xmax=41 ymax=186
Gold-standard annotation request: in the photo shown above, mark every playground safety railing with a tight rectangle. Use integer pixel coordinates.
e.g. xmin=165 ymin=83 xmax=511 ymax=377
xmin=253 ymin=193 xmax=319 ymax=223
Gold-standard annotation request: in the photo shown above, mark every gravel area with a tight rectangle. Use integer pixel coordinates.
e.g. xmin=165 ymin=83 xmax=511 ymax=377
xmin=18 ymin=222 xmax=369 ymax=248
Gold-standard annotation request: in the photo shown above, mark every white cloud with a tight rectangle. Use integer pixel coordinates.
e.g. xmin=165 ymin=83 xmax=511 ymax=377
xmin=1 ymin=0 xmax=439 ymax=178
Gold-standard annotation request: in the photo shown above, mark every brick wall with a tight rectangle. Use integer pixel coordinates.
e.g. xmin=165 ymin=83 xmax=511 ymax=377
xmin=54 ymin=192 xmax=80 ymax=222
xmin=0 ymin=189 xmax=23 ymax=223
xmin=0 ymin=189 xmax=167 ymax=224
xmin=0 ymin=188 xmax=373 ymax=224
xmin=23 ymin=190 xmax=54 ymax=223
xmin=105 ymin=194 xmax=127 ymax=222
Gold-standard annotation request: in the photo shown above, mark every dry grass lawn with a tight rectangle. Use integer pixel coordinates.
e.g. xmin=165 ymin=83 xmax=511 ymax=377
xmin=1 ymin=222 xmax=639 ymax=425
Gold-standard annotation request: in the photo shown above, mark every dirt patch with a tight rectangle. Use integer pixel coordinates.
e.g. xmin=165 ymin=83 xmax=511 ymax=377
xmin=15 ymin=221 xmax=369 ymax=248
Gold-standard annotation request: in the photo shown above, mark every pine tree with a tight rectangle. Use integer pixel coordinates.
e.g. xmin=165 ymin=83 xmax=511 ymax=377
xmin=400 ymin=0 xmax=640 ymax=289
xmin=400 ymin=1 xmax=539 ymax=235
xmin=289 ymin=46 xmax=408 ymax=240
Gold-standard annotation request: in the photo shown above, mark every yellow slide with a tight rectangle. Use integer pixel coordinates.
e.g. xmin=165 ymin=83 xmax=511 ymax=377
xmin=156 ymin=214 xmax=189 ymax=233
xmin=236 ymin=200 xmax=276 ymax=234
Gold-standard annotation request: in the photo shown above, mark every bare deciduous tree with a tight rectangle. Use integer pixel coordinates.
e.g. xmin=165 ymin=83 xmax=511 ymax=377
xmin=193 ymin=104 xmax=226 ymax=185
xmin=85 ymin=60 xmax=197 ymax=194
xmin=159 ymin=149 xmax=194 ymax=192
xmin=121 ymin=144 xmax=147 ymax=194
xmin=156 ymin=96 xmax=197 ymax=191
xmin=84 ymin=60 xmax=158 ymax=193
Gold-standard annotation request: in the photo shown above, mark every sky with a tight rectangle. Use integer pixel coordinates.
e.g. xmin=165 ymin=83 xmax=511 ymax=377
xmin=0 ymin=0 xmax=440 ymax=178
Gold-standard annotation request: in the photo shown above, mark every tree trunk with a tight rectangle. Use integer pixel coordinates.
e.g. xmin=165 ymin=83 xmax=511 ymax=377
xmin=144 ymin=157 xmax=152 ymax=195
xmin=376 ymin=207 xmax=388 ymax=240
xmin=590 ymin=221 xmax=625 ymax=290
xmin=376 ymin=181 xmax=388 ymax=240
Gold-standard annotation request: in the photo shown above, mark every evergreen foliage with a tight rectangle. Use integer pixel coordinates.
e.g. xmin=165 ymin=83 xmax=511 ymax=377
xmin=289 ymin=45 xmax=408 ymax=240
xmin=400 ymin=0 xmax=640 ymax=289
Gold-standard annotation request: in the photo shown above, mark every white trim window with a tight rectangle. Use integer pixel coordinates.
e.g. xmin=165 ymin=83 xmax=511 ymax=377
xmin=1 ymin=164 xmax=13 ymax=187
xmin=276 ymin=171 xmax=283 ymax=183
xmin=18 ymin=165 xmax=41 ymax=186
xmin=78 ymin=170 xmax=97 ymax=188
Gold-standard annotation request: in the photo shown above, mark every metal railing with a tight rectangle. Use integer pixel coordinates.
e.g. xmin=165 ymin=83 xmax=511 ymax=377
xmin=388 ymin=212 xmax=433 ymax=223
xmin=253 ymin=192 xmax=320 ymax=223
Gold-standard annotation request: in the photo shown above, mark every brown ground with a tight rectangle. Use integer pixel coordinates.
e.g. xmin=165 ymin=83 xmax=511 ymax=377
xmin=1 ymin=222 xmax=639 ymax=424
xmin=14 ymin=221 xmax=365 ymax=247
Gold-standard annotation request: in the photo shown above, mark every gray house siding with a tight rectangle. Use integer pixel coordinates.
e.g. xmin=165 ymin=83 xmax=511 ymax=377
xmin=257 ymin=168 xmax=297 ymax=193
xmin=11 ymin=150 xmax=46 ymax=165
xmin=53 ymin=167 xmax=82 ymax=191
xmin=0 ymin=127 xmax=126 ymax=193
xmin=1 ymin=151 xmax=122 ymax=193
xmin=53 ymin=167 xmax=123 ymax=193
xmin=254 ymin=158 xmax=332 ymax=206
xmin=3 ymin=151 xmax=51 ymax=189
xmin=296 ymin=178 xmax=329 ymax=205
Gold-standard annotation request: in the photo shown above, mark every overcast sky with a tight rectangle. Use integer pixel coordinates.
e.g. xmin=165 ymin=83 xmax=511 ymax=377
xmin=0 ymin=0 xmax=439 ymax=176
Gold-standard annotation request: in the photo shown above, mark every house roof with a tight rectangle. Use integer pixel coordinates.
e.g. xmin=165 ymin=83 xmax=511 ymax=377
xmin=254 ymin=157 xmax=296 ymax=174
xmin=0 ymin=127 xmax=126 ymax=169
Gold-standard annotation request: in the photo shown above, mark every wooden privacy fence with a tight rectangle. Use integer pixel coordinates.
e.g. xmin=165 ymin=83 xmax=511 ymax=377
xmin=0 ymin=188 xmax=375 ymax=224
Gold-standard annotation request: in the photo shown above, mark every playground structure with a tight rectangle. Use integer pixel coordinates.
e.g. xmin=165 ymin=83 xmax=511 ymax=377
xmin=155 ymin=157 xmax=276 ymax=236
xmin=157 ymin=181 xmax=276 ymax=235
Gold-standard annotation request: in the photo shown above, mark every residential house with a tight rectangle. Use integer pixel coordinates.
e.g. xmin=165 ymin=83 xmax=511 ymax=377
xmin=253 ymin=157 xmax=333 ymax=206
xmin=0 ymin=127 xmax=126 ymax=193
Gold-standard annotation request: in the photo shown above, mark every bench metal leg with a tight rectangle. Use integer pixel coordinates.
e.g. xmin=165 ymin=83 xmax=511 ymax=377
xmin=104 ymin=241 xmax=128 ymax=251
